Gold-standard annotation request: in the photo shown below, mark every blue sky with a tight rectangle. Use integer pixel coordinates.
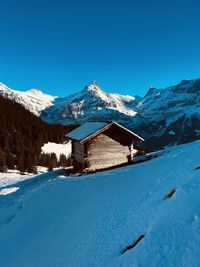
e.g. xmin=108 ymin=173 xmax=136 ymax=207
xmin=1 ymin=0 xmax=200 ymax=97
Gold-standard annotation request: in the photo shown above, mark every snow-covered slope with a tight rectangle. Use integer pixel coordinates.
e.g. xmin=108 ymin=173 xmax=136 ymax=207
xmin=0 ymin=82 xmax=56 ymax=116
xmin=1 ymin=141 xmax=200 ymax=266
xmin=41 ymin=142 xmax=71 ymax=158
xmin=0 ymin=167 xmax=49 ymax=188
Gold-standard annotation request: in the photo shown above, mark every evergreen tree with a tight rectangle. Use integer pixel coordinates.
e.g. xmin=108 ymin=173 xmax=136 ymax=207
xmin=47 ymin=153 xmax=57 ymax=172
xmin=2 ymin=135 xmax=9 ymax=151
xmin=59 ymin=154 xmax=70 ymax=167
xmin=38 ymin=153 xmax=48 ymax=167
xmin=51 ymin=153 xmax=58 ymax=168
xmin=6 ymin=152 xmax=15 ymax=170
xmin=47 ymin=154 xmax=53 ymax=172
xmin=32 ymin=165 xmax=38 ymax=174
xmin=0 ymin=95 xmax=78 ymax=173
xmin=32 ymin=155 xmax=38 ymax=174
xmin=0 ymin=150 xmax=7 ymax=172
xmin=17 ymin=154 xmax=25 ymax=174
xmin=25 ymin=154 xmax=34 ymax=173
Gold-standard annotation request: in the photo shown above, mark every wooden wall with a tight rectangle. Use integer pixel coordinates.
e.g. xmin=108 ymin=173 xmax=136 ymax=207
xmin=73 ymin=141 xmax=85 ymax=164
xmin=87 ymin=133 xmax=131 ymax=171
xmin=105 ymin=125 xmax=134 ymax=146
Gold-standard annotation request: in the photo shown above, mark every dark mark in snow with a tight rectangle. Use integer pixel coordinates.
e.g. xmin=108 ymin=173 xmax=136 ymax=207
xmin=163 ymin=189 xmax=176 ymax=200
xmin=4 ymin=213 xmax=16 ymax=224
xmin=122 ymin=235 xmax=145 ymax=254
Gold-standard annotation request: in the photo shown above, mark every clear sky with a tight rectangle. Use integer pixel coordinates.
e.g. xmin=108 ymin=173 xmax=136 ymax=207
xmin=1 ymin=0 xmax=200 ymax=97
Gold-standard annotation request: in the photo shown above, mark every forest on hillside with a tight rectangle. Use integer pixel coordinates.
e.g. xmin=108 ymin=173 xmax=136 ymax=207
xmin=0 ymin=96 xmax=78 ymax=173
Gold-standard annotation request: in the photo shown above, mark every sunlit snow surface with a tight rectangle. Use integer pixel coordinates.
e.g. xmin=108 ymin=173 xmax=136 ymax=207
xmin=0 ymin=187 xmax=19 ymax=195
xmin=1 ymin=141 xmax=200 ymax=266
xmin=0 ymin=167 xmax=48 ymax=188
xmin=41 ymin=142 xmax=71 ymax=158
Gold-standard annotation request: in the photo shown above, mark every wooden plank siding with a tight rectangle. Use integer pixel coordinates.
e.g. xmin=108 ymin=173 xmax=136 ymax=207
xmin=87 ymin=133 xmax=131 ymax=171
xmin=73 ymin=141 xmax=85 ymax=164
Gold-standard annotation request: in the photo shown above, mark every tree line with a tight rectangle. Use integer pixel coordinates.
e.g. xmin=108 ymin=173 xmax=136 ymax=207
xmin=0 ymin=96 xmax=77 ymax=173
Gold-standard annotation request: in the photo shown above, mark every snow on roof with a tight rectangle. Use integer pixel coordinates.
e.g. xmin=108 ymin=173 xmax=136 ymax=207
xmin=66 ymin=122 xmax=108 ymax=141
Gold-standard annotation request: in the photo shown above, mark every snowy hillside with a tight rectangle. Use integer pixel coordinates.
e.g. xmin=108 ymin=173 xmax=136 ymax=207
xmin=1 ymin=141 xmax=200 ymax=266
xmin=41 ymin=141 xmax=71 ymax=158
xmin=0 ymin=82 xmax=56 ymax=116
xmin=0 ymin=167 xmax=49 ymax=188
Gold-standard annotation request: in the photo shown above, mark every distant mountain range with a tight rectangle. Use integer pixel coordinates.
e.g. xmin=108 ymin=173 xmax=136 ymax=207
xmin=0 ymin=82 xmax=56 ymax=116
xmin=1 ymin=79 xmax=200 ymax=149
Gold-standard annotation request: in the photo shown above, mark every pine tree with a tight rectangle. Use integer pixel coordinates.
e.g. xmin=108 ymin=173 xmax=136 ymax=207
xmin=51 ymin=153 xmax=58 ymax=168
xmin=47 ymin=154 xmax=53 ymax=172
xmin=38 ymin=153 xmax=48 ymax=167
xmin=6 ymin=152 xmax=15 ymax=170
xmin=0 ymin=150 xmax=7 ymax=172
xmin=17 ymin=154 xmax=25 ymax=175
xmin=25 ymin=154 xmax=33 ymax=173
xmin=32 ymin=155 xmax=38 ymax=174
xmin=2 ymin=135 xmax=9 ymax=151
xmin=59 ymin=154 xmax=70 ymax=167
xmin=47 ymin=153 xmax=57 ymax=172
xmin=32 ymin=165 xmax=38 ymax=174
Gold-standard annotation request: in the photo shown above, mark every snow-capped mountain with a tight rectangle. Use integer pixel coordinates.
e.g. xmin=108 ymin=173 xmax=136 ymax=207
xmin=137 ymin=79 xmax=200 ymax=125
xmin=1 ymin=79 xmax=200 ymax=149
xmin=0 ymin=82 xmax=56 ymax=116
xmin=41 ymin=81 xmax=140 ymax=124
xmin=133 ymin=79 xmax=200 ymax=148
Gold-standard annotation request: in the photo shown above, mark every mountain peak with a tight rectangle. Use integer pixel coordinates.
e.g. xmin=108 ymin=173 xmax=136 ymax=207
xmin=83 ymin=81 xmax=103 ymax=94
xmin=0 ymin=82 xmax=10 ymax=91
xmin=145 ymin=86 xmax=158 ymax=97
xmin=91 ymin=80 xmax=98 ymax=86
xmin=0 ymin=83 xmax=56 ymax=116
xmin=27 ymin=88 xmax=45 ymax=95
xmin=0 ymin=82 xmax=6 ymax=87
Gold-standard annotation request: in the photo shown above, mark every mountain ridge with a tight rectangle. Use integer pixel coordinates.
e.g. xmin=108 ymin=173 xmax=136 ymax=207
xmin=0 ymin=82 xmax=56 ymax=116
xmin=1 ymin=78 xmax=200 ymax=149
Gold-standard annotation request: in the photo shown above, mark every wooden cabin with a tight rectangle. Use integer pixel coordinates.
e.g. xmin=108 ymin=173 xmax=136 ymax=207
xmin=66 ymin=121 xmax=144 ymax=172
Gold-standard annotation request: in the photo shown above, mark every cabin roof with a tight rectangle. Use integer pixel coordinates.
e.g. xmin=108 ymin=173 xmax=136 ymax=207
xmin=66 ymin=121 xmax=144 ymax=143
xmin=66 ymin=122 xmax=108 ymax=141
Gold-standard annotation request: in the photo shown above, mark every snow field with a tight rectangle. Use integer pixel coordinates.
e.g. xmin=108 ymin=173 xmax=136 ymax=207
xmin=0 ymin=141 xmax=200 ymax=266
xmin=0 ymin=167 xmax=48 ymax=188
xmin=41 ymin=142 xmax=71 ymax=158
